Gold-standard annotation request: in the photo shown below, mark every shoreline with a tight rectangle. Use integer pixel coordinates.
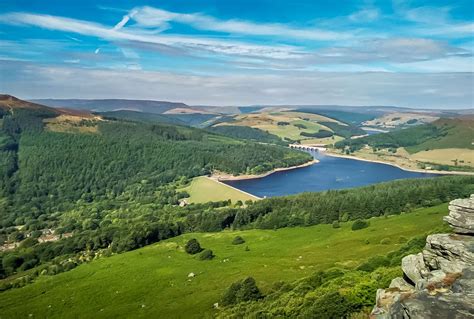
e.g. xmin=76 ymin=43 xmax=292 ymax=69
xmin=323 ymin=151 xmax=474 ymax=176
xmin=210 ymin=159 xmax=319 ymax=181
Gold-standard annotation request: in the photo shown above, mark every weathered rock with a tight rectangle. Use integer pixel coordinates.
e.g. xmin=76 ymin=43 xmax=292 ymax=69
xmin=444 ymin=196 xmax=474 ymax=234
xmin=423 ymin=234 xmax=474 ymax=273
xmin=372 ymin=194 xmax=474 ymax=318
xmin=389 ymin=277 xmax=414 ymax=291
xmin=401 ymin=253 xmax=430 ymax=284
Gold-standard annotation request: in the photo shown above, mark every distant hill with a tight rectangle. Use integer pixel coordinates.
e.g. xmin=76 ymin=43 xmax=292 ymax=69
xmin=31 ymin=98 xmax=190 ymax=114
xmin=334 ymin=116 xmax=474 ymax=171
xmin=1 ymin=94 xmax=60 ymax=114
xmin=0 ymin=94 xmax=97 ymax=127
xmin=211 ymin=111 xmax=366 ymax=145
xmin=99 ymin=110 xmax=186 ymax=126
xmin=296 ymin=108 xmax=380 ymax=125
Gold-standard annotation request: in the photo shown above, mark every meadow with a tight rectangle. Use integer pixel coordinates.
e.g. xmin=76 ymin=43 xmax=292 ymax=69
xmin=180 ymin=176 xmax=259 ymax=204
xmin=0 ymin=204 xmax=449 ymax=318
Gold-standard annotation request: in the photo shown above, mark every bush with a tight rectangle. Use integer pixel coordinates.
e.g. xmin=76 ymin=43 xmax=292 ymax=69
xmin=398 ymin=236 xmax=408 ymax=244
xmin=303 ymin=291 xmax=350 ymax=318
xmin=222 ymin=277 xmax=262 ymax=305
xmin=19 ymin=238 xmax=38 ymax=249
xmin=357 ymin=255 xmax=390 ymax=272
xmin=340 ymin=212 xmax=349 ymax=222
xmin=300 ymin=130 xmax=334 ymax=138
xmin=380 ymin=238 xmax=391 ymax=245
xmin=351 ymin=219 xmax=369 ymax=231
xmin=332 ymin=221 xmax=340 ymax=228
xmin=198 ymin=249 xmax=215 ymax=260
xmin=232 ymin=236 xmax=245 ymax=245
xmin=184 ymin=238 xmax=203 ymax=255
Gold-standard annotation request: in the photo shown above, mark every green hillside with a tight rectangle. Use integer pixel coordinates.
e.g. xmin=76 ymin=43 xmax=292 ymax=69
xmin=0 ymin=204 xmax=450 ymax=319
xmin=296 ymin=108 xmax=380 ymax=125
xmin=100 ymin=110 xmax=186 ymax=125
xmin=0 ymin=97 xmax=311 ymax=282
xmin=207 ymin=125 xmax=286 ymax=145
xmin=335 ymin=117 xmax=474 ymax=153
xmin=405 ymin=117 xmax=474 ymax=153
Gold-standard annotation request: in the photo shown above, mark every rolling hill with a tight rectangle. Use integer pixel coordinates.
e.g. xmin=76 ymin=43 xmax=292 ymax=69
xmin=212 ymin=111 xmax=368 ymax=145
xmin=32 ymin=98 xmax=191 ymax=114
xmin=334 ymin=116 xmax=474 ymax=171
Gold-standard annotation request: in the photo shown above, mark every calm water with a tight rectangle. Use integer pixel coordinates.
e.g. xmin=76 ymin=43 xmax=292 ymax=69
xmin=363 ymin=129 xmax=384 ymax=135
xmin=224 ymin=151 xmax=440 ymax=197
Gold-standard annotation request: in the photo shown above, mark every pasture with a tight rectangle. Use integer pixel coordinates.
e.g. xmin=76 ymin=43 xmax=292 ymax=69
xmin=0 ymin=204 xmax=449 ymax=319
xmin=181 ymin=176 xmax=258 ymax=203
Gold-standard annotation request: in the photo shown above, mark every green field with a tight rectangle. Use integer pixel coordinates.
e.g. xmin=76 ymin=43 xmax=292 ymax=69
xmin=0 ymin=204 xmax=449 ymax=319
xmin=181 ymin=176 xmax=259 ymax=203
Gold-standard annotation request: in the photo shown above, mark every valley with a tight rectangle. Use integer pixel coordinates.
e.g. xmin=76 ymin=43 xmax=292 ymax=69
xmin=0 ymin=95 xmax=473 ymax=319
xmin=1 ymin=2 xmax=473 ymax=317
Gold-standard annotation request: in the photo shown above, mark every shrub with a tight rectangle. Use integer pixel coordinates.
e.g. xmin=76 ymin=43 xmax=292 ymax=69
xmin=198 ymin=249 xmax=215 ymax=260
xmin=303 ymin=291 xmax=350 ymax=318
xmin=184 ymin=238 xmax=203 ymax=255
xmin=19 ymin=238 xmax=38 ymax=249
xmin=398 ymin=236 xmax=408 ymax=244
xmin=294 ymin=123 xmax=307 ymax=129
xmin=300 ymin=130 xmax=333 ymax=138
xmin=332 ymin=221 xmax=340 ymax=228
xmin=222 ymin=277 xmax=262 ymax=305
xmin=356 ymin=255 xmax=390 ymax=272
xmin=232 ymin=236 xmax=245 ymax=245
xmin=380 ymin=238 xmax=391 ymax=245
xmin=351 ymin=219 xmax=369 ymax=231
xmin=340 ymin=212 xmax=349 ymax=222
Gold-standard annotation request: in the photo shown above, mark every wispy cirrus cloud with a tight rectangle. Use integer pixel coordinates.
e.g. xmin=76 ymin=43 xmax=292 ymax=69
xmin=0 ymin=1 xmax=472 ymax=107
xmin=129 ymin=6 xmax=354 ymax=41
xmin=0 ymin=12 xmax=302 ymax=60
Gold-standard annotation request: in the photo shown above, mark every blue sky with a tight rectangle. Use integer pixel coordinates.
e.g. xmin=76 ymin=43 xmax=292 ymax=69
xmin=0 ymin=0 xmax=473 ymax=108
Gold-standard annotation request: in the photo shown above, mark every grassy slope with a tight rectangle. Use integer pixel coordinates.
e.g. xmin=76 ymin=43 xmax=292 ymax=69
xmin=411 ymin=148 xmax=474 ymax=167
xmin=0 ymin=204 xmax=449 ymax=319
xmin=405 ymin=118 xmax=474 ymax=153
xmin=295 ymin=109 xmax=379 ymax=125
xmin=216 ymin=111 xmax=340 ymax=142
xmin=181 ymin=176 xmax=258 ymax=203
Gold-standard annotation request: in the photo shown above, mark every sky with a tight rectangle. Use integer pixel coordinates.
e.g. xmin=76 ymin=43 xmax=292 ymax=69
xmin=0 ymin=0 xmax=473 ymax=108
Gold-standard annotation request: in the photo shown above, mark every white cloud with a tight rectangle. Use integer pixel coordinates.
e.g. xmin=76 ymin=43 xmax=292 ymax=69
xmin=130 ymin=6 xmax=353 ymax=41
xmin=0 ymin=12 xmax=303 ymax=60
xmin=2 ymin=60 xmax=472 ymax=109
xmin=348 ymin=8 xmax=380 ymax=22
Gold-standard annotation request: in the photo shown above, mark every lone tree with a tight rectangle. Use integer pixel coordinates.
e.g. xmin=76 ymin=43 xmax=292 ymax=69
xmin=185 ymin=238 xmax=203 ymax=255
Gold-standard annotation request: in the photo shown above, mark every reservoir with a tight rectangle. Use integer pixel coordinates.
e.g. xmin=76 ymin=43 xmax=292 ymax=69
xmin=223 ymin=151 xmax=440 ymax=197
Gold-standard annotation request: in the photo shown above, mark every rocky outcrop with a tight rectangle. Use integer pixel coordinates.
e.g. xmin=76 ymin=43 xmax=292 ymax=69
xmin=372 ymin=195 xmax=474 ymax=318
xmin=444 ymin=196 xmax=474 ymax=234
